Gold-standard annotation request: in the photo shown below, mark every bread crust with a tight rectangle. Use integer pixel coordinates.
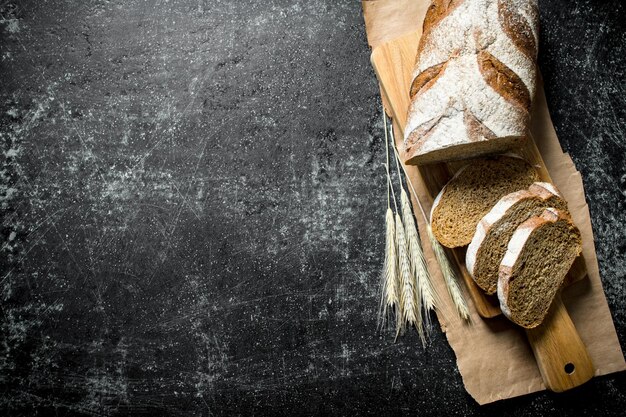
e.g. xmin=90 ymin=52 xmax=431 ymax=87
xmin=497 ymin=0 xmax=539 ymax=60
xmin=429 ymin=164 xmax=471 ymax=247
xmin=528 ymin=181 xmax=562 ymax=200
xmin=466 ymin=189 xmax=534 ymax=287
xmin=465 ymin=182 xmax=564 ymax=294
xmin=497 ymin=208 xmax=580 ymax=328
xmin=404 ymin=0 xmax=539 ymax=165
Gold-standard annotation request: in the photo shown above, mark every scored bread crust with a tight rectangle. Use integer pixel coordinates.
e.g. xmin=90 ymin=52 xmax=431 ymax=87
xmin=465 ymin=181 xmax=565 ymax=293
xmin=404 ymin=0 xmax=539 ymax=165
xmin=497 ymin=208 xmax=581 ymax=328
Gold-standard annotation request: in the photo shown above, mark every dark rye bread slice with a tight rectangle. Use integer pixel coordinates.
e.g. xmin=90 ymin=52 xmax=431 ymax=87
xmin=430 ymin=155 xmax=539 ymax=248
xmin=498 ymin=208 xmax=582 ymax=329
xmin=466 ymin=182 xmax=568 ymax=294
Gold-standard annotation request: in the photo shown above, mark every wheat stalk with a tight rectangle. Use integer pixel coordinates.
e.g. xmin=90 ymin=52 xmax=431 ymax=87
xmin=378 ymin=207 xmax=399 ymax=331
xmin=387 ymin=120 xmax=469 ymax=322
xmin=400 ymin=199 xmax=427 ymax=345
xmin=388 ymin=122 xmax=438 ymax=323
xmin=396 ymin=178 xmax=427 ymax=344
xmin=400 ymin=188 xmax=437 ymax=332
xmin=378 ymin=108 xmax=402 ymax=334
xmin=383 ymin=113 xmax=426 ymax=343
xmin=396 ymin=212 xmax=420 ymax=338
xmin=427 ymin=224 xmax=471 ymax=321
xmin=394 ymin=152 xmax=439 ymax=321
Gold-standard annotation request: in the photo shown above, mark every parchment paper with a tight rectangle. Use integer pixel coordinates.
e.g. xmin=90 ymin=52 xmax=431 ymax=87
xmin=362 ymin=0 xmax=626 ymax=405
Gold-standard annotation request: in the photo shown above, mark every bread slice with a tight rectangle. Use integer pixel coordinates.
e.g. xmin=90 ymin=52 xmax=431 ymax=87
xmin=430 ymin=155 xmax=539 ymax=248
xmin=466 ymin=182 xmax=568 ymax=294
xmin=498 ymin=208 xmax=582 ymax=328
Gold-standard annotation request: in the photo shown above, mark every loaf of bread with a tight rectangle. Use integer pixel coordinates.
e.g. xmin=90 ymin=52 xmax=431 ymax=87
xmin=466 ymin=182 xmax=568 ymax=295
xmin=430 ymin=155 xmax=538 ymax=248
xmin=404 ymin=0 xmax=539 ymax=165
xmin=498 ymin=208 xmax=582 ymax=328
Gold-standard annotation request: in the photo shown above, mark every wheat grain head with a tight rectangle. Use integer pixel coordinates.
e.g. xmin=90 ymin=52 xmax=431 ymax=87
xmin=427 ymin=224 xmax=470 ymax=321
xmin=378 ymin=207 xmax=400 ymax=331
xmin=396 ymin=212 xmax=423 ymax=340
xmin=401 ymin=189 xmax=438 ymax=336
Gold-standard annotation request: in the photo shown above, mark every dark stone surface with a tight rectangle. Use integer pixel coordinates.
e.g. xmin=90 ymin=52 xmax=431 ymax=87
xmin=0 ymin=0 xmax=624 ymax=415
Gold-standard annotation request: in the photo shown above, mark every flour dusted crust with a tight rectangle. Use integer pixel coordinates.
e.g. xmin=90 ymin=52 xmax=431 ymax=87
xmin=404 ymin=0 xmax=539 ymax=165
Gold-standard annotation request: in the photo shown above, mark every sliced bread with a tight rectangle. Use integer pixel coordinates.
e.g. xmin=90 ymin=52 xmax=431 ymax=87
xmin=430 ymin=155 xmax=539 ymax=248
xmin=498 ymin=208 xmax=582 ymax=328
xmin=466 ymin=182 xmax=568 ymax=294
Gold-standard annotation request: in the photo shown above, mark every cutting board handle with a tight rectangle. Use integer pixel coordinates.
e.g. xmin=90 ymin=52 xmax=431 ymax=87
xmin=525 ymin=294 xmax=594 ymax=392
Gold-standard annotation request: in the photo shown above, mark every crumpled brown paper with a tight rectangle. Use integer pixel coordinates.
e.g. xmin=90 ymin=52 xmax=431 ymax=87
xmin=362 ymin=0 xmax=626 ymax=405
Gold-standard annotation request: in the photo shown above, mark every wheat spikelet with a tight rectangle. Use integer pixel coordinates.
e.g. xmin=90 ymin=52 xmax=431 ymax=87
xmin=396 ymin=213 xmax=422 ymax=340
xmin=427 ymin=224 xmax=471 ymax=321
xmin=378 ymin=207 xmax=400 ymax=331
xmin=386 ymin=124 xmax=461 ymax=324
xmin=399 ymin=187 xmax=426 ymax=345
xmin=377 ymin=107 xmax=405 ymax=336
xmin=401 ymin=188 xmax=438 ymax=331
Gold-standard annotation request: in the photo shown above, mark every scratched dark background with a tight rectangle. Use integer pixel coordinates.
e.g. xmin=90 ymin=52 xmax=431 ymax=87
xmin=0 ymin=0 xmax=624 ymax=416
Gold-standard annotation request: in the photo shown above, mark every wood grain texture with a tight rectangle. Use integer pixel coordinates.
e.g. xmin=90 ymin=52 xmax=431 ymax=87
xmin=526 ymin=295 xmax=595 ymax=392
xmin=371 ymin=30 xmax=594 ymax=392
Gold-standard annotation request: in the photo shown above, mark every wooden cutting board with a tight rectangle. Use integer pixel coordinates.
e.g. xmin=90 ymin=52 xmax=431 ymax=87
xmin=370 ymin=31 xmax=594 ymax=392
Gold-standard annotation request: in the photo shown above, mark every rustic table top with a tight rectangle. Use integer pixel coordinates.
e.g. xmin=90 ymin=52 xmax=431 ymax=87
xmin=1 ymin=0 xmax=624 ymax=415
